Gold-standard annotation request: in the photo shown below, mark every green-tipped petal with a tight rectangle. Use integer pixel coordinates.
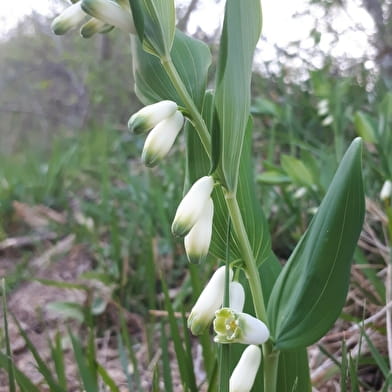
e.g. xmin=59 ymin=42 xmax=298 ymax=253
xmin=184 ymin=198 xmax=214 ymax=263
xmin=141 ymin=111 xmax=184 ymax=167
xmin=51 ymin=2 xmax=87 ymax=35
xmin=171 ymin=176 xmax=214 ymax=237
xmin=187 ymin=266 xmax=233 ymax=335
xmin=128 ymin=100 xmax=178 ymax=134
xmin=81 ymin=0 xmax=135 ymax=34
xmin=80 ymin=17 xmax=111 ymax=38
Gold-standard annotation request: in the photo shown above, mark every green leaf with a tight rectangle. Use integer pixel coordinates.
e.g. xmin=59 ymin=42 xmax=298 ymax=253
xmin=132 ymin=29 xmax=211 ymax=107
xmin=12 ymin=315 xmax=66 ymax=392
xmin=267 ymin=138 xmax=365 ymax=350
xmin=1 ymin=279 xmax=16 ymax=392
xmin=257 ymin=171 xmax=291 ymax=185
xmin=131 ymin=0 xmax=175 ymax=56
xmin=281 ymin=155 xmax=315 ymax=188
xmin=353 ymin=111 xmax=376 ymax=143
xmin=0 ymin=352 xmax=40 ymax=392
xmin=214 ymin=0 xmax=262 ymax=192
xmin=69 ymin=332 xmax=99 ymax=392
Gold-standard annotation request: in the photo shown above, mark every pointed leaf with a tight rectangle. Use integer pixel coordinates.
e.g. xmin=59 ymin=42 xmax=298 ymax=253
xmin=268 ymin=138 xmax=365 ymax=350
xmin=132 ymin=29 xmax=211 ymax=107
xmin=214 ymin=0 xmax=262 ymax=192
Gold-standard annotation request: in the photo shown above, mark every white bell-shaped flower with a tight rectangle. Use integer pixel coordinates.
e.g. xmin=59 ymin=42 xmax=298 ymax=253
xmin=172 ymin=176 xmax=214 ymax=237
xmin=51 ymin=2 xmax=87 ymax=35
xmin=214 ymin=308 xmax=269 ymax=345
xmin=229 ymin=281 xmax=245 ymax=312
xmin=128 ymin=100 xmax=178 ymax=134
xmin=229 ymin=345 xmax=262 ymax=392
xmin=80 ymin=17 xmax=112 ymax=38
xmin=187 ymin=266 xmax=233 ymax=335
xmin=81 ymin=0 xmax=135 ymax=34
xmin=141 ymin=111 xmax=184 ymax=167
xmin=380 ymin=180 xmax=392 ymax=201
xmin=184 ymin=198 xmax=214 ymax=264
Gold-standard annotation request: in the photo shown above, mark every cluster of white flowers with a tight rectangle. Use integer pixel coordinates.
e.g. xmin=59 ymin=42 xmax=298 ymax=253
xmin=51 ymin=0 xmax=135 ymax=38
xmin=128 ymin=101 xmax=185 ymax=167
xmin=188 ymin=266 xmax=270 ymax=392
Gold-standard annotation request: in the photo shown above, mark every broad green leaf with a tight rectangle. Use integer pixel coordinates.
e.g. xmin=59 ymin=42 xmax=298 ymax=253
xmin=257 ymin=171 xmax=291 ymax=185
xmin=130 ymin=0 xmax=175 ymax=56
xmin=281 ymin=155 xmax=314 ymax=188
xmin=214 ymin=0 xmax=262 ymax=192
xmin=353 ymin=111 xmax=376 ymax=143
xmin=267 ymin=138 xmax=365 ymax=350
xmin=131 ymin=29 xmax=211 ymax=107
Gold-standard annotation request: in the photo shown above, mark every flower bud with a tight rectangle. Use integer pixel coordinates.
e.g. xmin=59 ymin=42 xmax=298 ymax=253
xmin=317 ymin=99 xmax=329 ymax=116
xmin=141 ymin=111 xmax=184 ymax=167
xmin=81 ymin=0 xmax=135 ymax=34
xmin=187 ymin=266 xmax=233 ymax=335
xmin=128 ymin=101 xmax=178 ymax=134
xmin=322 ymin=115 xmax=334 ymax=126
xmin=214 ymin=308 xmax=269 ymax=345
xmin=380 ymin=180 xmax=392 ymax=201
xmin=184 ymin=198 xmax=214 ymax=264
xmin=80 ymin=17 xmax=113 ymax=38
xmin=51 ymin=2 xmax=87 ymax=35
xmin=229 ymin=345 xmax=261 ymax=392
xmin=172 ymin=176 xmax=214 ymax=237
xmin=229 ymin=281 xmax=245 ymax=312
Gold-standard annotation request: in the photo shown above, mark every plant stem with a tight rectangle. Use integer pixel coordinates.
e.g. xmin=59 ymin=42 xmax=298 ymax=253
xmin=160 ymin=56 xmax=211 ymax=159
xmin=224 ymin=192 xmax=267 ymax=322
xmin=161 ymin=54 xmax=279 ymax=391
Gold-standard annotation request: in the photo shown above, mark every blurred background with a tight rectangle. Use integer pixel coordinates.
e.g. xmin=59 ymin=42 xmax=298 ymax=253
xmin=1 ymin=0 xmax=392 ymax=390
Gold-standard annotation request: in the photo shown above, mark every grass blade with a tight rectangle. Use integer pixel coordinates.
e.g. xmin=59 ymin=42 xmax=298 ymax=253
xmin=1 ymin=279 xmax=16 ymax=392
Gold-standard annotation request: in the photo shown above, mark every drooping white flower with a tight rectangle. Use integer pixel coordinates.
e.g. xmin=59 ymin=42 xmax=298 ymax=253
xmin=128 ymin=100 xmax=178 ymax=134
xmin=322 ymin=115 xmax=334 ymax=126
xmin=317 ymin=99 xmax=329 ymax=116
xmin=81 ymin=0 xmax=135 ymax=34
xmin=229 ymin=345 xmax=262 ymax=392
xmin=172 ymin=176 xmax=214 ymax=237
xmin=51 ymin=2 xmax=87 ymax=35
xmin=184 ymin=198 xmax=214 ymax=264
xmin=214 ymin=308 xmax=269 ymax=345
xmin=229 ymin=281 xmax=245 ymax=312
xmin=187 ymin=266 xmax=233 ymax=335
xmin=141 ymin=111 xmax=184 ymax=167
xmin=80 ymin=17 xmax=113 ymax=38
xmin=380 ymin=180 xmax=392 ymax=201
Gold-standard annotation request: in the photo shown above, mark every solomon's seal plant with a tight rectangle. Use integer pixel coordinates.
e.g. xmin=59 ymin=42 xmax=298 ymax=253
xmin=52 ymin=0 xmax=365 ymax=390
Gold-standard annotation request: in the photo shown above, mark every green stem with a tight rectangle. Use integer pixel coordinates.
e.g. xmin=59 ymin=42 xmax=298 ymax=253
xmin=225 ymin=192 xmax=280 ymax=391
xmin=161 ymin=54 xmax=279 ymax=391
xmin=160 ymin=56 xmax=211 ymax=159
xmin=224 ymin=192 xmax=267 ymax=322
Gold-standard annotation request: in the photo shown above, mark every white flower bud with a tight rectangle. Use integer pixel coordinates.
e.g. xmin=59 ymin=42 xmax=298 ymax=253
xmin=81 ymin=0 xmax=135 ymax=34
xmin=214 ymin=308 xmax=269 ymax=345
xmin=172 ymin=176 xmax=214 ymax=237
xmin=184 ymin=198 xmax=214 ymax=264
xmin=229 ymin=281 xmax=245 ymax=312
xmin=380 ymin=180 xmax=392 ymax=201
xmin=80 ymin=17 xmax=112 ymax=38
xmin=51 ymin=2 xmax=87 ymax=35
xmin=317 ymin=99 xmax=329 ymax=116
xmin=187 ymin=266 xmax=233 ymax=335
xmin=128 ymin=100 xmax=178 ymax=134
xmin=322 ymin=115 xmax=334 ymax=126
xmin=141 ymin=111 xmax=184 ymax=167
xmin=229 ymin=345 xmax=261 ymax=392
